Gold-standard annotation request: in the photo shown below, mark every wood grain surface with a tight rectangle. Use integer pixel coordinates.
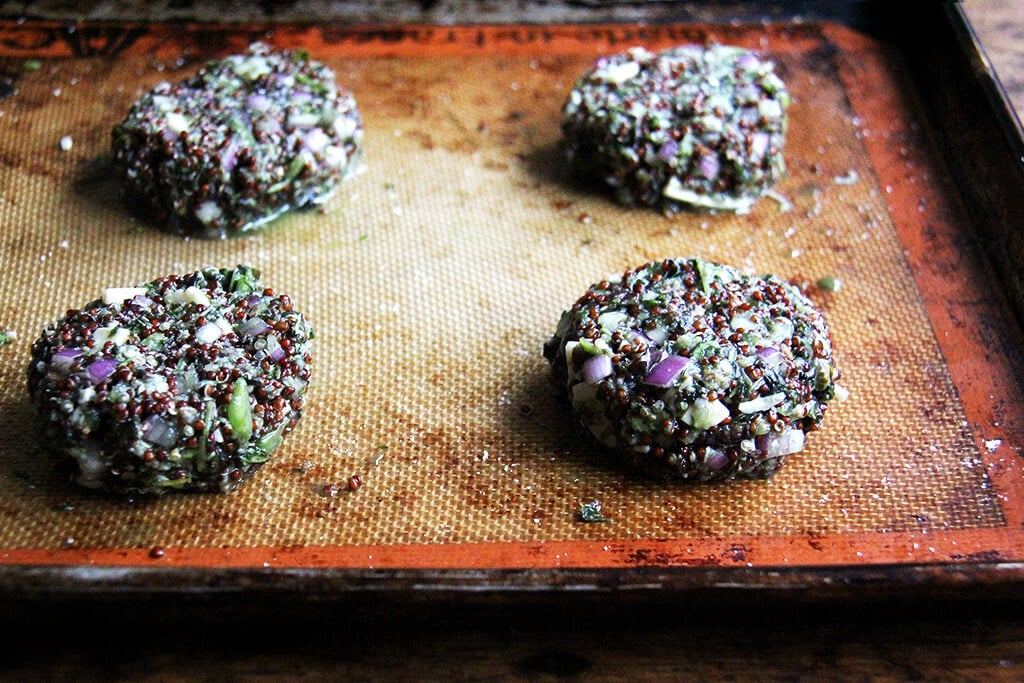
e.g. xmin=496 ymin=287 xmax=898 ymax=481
xmin=963 ymin=0 xmax=1024 ymax=127
xmin=4 ymin=601 xmax=1024 ymax=681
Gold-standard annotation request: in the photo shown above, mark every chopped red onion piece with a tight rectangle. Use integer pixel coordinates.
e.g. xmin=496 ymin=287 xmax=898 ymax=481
xmin=256 ymin=116 xmax=283 ymax=138
xmin=736 ymin=52 xmax=761 ymax=71
xmin=141 ymin=413 xmax=179 ymax=449
xmin=86 ymin=357 xmax=117 ymax=383
xmin=220 ymin=142 xmax=239 ymax=173
xmin=628 ymin=328 xmax=653 ymax=347
xmin=245 ymin=93 xmax=271 ymax=112
xmin=756 ymin=346 xmax=784 ymax=368
xmin=750 ymin=131 xmax=770 ymax=160
xmin=236 ymin=317 xmax=270 ymax=336
xmin=642 ymin=354 xmax=691 ymax=387
xmin=582 ymin=354 xmax=613 ymax=384
xmin=658 ymin=139 xmax=679 ymax=161
xmin=755 ymin=428 xmax=805 ymax=458
xmin=697 ymin=153 xmax=720 ymax=180
xmin=129 ymin=295 xmax=155 ymax=308
xmin=735 ymin=84 xmax=760 ymax=104
xmin=302 ymin=128 xmax=330 ymax=153
xmin=268 ymin=346 xmax=286 ymax=362
xmin=705 ymin=448 xmax=729 ymax=471
xmin=51 ymin=347 xmax=82 ymax=371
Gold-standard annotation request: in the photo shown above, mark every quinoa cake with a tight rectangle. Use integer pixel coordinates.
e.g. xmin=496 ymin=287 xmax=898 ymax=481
xmin=27 ymin=266 xmax=313 ymax=495
xmin=112 ymin=42 xmax=363 ymax=238
xmin=561 ymin=44 xmax=790 ymax=214
xmin=543 ymin=258 xmax=843 ymax=482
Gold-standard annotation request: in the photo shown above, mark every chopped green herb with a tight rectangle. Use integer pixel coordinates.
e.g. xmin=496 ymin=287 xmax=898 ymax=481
xmin=22 ymin=59 xmax=41 ymax=72
xmin=228 ymin=265 xmax=260 ymax=294
xmin=295 ymin=72 xmax=330 ymax=95
xmin=227 ymin=378 xmax=253 ymax=443
xmin=0 ymin=328 xmax=12 ymax=348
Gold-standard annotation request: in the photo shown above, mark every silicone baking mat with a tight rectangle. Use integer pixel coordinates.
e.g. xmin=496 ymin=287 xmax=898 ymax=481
xmin=0 ymin=20 xmax=1021 ymax=571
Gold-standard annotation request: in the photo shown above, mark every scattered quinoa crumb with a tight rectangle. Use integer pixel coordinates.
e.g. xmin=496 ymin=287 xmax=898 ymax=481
xmin=577 ymin=500 xmax=612 ymax=523
xmin=816 ymin=276 xmax=842 ymax=292
xmin=833 ymin=170 xmax=858 ymax=185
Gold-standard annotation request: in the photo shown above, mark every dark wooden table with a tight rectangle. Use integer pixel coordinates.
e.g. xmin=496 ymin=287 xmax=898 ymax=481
xmin=0 ymin=1 xmax=1022 ymax=679
xmin=2 ymin=597 xmax=1024 ymax=680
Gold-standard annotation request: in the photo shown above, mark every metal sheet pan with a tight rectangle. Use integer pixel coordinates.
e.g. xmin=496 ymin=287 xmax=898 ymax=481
xmin=0 ymin=4 xmax=1022 ymax=612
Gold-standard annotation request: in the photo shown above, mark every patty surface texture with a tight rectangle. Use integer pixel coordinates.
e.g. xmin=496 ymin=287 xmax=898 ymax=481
xmin=561 ymin=44 xmax=789 ymax=214
xmin=27 ymin=266 xmax=313 ymax=495
xmin=544 ymin=257 xmax=842 ymax=481
xmin=112 ymin=42 xmax=363 ymax=237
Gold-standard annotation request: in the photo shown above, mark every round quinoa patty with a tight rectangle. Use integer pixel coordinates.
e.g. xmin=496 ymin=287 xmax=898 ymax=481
xmin=561 ymin=44 xmax=790 ymax=214
xmin=543 ymin=258 xmax=843 ymax=482
xmin=27 ymin=266 xmax=313 ymax=495
xmin=112 ymin=42 xmax=363 ymax=238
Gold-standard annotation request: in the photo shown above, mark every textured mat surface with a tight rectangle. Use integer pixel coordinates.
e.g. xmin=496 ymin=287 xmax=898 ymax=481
xmin=0 ymin=21 xmax=1017 ymax=569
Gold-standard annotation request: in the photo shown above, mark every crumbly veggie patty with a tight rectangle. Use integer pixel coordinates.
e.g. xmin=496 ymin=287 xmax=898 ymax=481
xmin=27 ymin=266 xmax=313 ymax=495
xmin=544 ymin=258 xmax=842 ymax=482
xmin=112 ymin=42 xmax=363 ymax=238
xmin=561 ymin=44 xmax=790 ymax=214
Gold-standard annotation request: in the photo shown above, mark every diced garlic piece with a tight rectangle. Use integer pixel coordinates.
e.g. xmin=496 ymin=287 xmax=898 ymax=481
xmin=195 ymin=200 xmax=223 ymax=225
xmin=104 ymin=287 xmax=148 ymax=306
xmin=738 ymin=392 xmax=785 ymax=414
xmin=682 ymin=398 xmax=730 ymax=431
xmin=596 ymin=60 xmax=640 ymax=84
xmin=92 ymin=323 xmax=130 ymax=347
xmin=663 ymin=176 xmax=756 ymax=213
xmin=229 ymin=54 xmax=271 ymax=80
xmin=165 ymin=112 xmax=189 ymax=134
xmin=165 ymin=286 xmax=211 ymax=308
